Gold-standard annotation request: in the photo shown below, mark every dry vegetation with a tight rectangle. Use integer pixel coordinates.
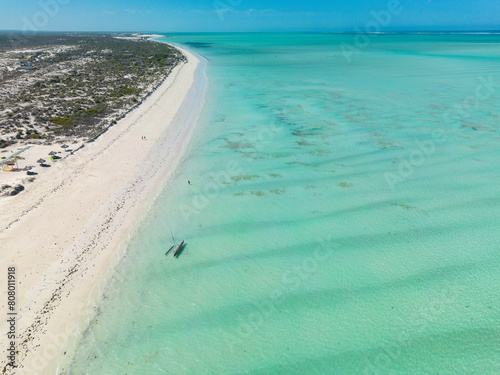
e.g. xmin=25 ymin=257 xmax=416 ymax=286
xmin=0 ymin=32 xmax=184 ymax=148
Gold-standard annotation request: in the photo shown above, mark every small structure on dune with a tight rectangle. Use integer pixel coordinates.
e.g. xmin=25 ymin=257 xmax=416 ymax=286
xmin=1 ymin=146 xmax=31 ymax=172
xmin=1 ymin=160 xmax=17 ymax=172
xmin=19 ymin=58 xmax=34 ymax=70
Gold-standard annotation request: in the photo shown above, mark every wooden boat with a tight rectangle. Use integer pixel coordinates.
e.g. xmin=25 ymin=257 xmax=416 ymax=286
xmin=165 ymin=245 xmax=174 ymax=256
xmin=174 ymin=240 xmax=185 ymax=257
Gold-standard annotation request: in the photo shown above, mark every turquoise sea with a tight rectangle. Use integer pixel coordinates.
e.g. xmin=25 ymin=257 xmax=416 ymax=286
xmin=68 ymin=34 xmax=500 ymax=374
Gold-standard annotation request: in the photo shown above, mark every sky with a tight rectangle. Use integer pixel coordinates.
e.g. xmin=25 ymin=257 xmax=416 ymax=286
xmin=1 ymin=0 xmax=500 ymax=33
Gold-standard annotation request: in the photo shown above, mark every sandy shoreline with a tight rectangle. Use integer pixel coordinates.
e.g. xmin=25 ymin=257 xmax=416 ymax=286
xmin=0 ymin=44 xmax=205 ymax=374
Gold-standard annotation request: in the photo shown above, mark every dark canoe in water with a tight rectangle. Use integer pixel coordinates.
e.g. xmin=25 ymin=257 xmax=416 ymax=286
xmin=174 ymin=241 xmax=185 ymax=257
xmin=165 ymin=245 xmax=174 ymax=256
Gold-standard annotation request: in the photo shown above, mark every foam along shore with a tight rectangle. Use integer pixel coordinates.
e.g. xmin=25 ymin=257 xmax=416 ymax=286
xmin=0 ymin=44 xmax=204 ymax=375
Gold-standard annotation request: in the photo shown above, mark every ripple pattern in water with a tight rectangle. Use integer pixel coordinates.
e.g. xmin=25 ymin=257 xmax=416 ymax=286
xmin=69 ymin=34 xmax=500 ymax=375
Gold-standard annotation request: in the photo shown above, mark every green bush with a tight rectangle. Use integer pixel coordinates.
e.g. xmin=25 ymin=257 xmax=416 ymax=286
xmin=50 ymin=116 xmax=76 ymax=126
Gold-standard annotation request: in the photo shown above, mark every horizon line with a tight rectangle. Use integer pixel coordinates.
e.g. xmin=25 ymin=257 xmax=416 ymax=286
xmin=2 ymin=29 xmax=500 ymax=35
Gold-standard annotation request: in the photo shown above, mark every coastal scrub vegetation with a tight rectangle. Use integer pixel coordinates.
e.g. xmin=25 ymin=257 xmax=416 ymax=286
xmin=0 ymin=32 xmax=184 ymax=147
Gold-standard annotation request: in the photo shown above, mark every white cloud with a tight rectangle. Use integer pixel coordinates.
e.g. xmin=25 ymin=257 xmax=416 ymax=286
xmin=244 ymin=9 xmax=275 ymax=15
xmin=124 ymin=9 xmax=151 ymax=14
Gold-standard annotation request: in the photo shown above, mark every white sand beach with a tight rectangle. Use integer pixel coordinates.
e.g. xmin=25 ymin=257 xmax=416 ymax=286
xmin=0 ymin=45 xmax=203 ymax=374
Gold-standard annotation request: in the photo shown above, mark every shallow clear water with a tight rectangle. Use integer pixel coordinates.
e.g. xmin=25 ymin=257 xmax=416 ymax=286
xmin=68 ymin=34 xmax=500 ymax=374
